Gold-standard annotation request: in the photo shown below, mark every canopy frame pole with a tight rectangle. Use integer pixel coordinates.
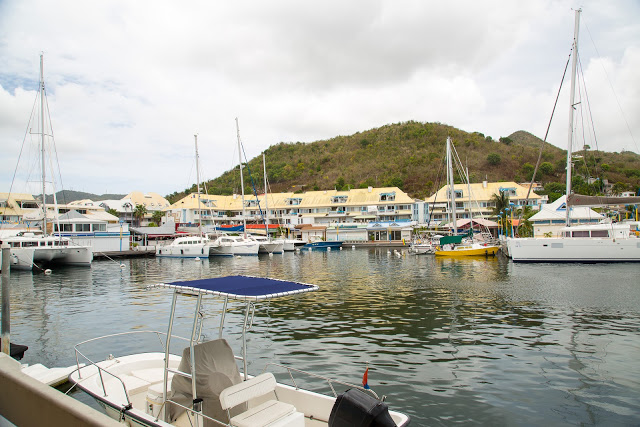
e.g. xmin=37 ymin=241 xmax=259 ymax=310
xmin=163 ymin=291 xmax=179 ymax=422
xmin=189 ymin=294 xmax=203 ymax=423
xmin=241 ymin=302 xmax=252 ymax=380
xmin=219 ymin=297 xmax=228 ymax=339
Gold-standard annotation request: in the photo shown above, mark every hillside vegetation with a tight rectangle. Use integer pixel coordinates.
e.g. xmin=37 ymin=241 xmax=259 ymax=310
xmin=167 ymin=121 xmax=640 ymax=203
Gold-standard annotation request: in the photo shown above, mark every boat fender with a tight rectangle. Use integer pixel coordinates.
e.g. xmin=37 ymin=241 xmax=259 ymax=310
xmin=44 ymin=269 xmax=52 ymax=275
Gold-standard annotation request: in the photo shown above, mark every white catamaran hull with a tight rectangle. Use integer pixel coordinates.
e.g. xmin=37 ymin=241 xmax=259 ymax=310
xmin=508 ymin=237 xmax=640 ymax=262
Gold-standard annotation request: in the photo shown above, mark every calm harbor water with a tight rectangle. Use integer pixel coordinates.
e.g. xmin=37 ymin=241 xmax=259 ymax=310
xmin=5 ymin=248 xmax=640 ymax=426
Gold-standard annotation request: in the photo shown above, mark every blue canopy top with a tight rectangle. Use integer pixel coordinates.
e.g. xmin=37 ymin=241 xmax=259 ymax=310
xmin=149 ymin=275 xmax=318 ymax=301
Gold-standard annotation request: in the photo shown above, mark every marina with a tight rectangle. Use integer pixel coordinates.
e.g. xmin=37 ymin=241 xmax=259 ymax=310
xmin=3 ymin=248 xmax=639 ymax=425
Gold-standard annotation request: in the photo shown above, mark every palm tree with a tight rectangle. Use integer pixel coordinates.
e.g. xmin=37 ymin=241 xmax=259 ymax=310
xmin=490 ymin=192 xmax=510 ymax=235
xmin=133 ymin=204 xmax=147 ymax=227
xmin=516 ymin=205 xmax=535 ymax=237
xmin=151 ymin=210 xmax=164 ymax=226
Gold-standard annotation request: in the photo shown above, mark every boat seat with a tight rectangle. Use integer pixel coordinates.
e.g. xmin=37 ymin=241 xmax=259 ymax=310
xmin=168 ymin=339 xmax=244 ymax=426
xmin=220 ymin=373 xmax=303 ymax=427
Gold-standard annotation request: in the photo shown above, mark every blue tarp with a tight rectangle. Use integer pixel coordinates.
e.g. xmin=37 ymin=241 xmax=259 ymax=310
xmin=150 ymin=275 xmax=318 ymax=301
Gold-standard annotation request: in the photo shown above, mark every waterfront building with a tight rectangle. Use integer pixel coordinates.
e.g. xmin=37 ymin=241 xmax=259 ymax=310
xmin=424 ymin=181 xmax=544 ymax=224
xmin=99 ymin=191 xmax=170 ymax=226
xmin=0 ymin=193 xmax=40 ymax=223
xmin=164 ymin=186 xmax=416 ymax=242
xmin=528 ymin=195 xmax=604 ymax=237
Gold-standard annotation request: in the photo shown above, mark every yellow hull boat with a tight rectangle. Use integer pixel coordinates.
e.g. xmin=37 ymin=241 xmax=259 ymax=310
xmin=435 ymin=243 xmax=500 ymax=257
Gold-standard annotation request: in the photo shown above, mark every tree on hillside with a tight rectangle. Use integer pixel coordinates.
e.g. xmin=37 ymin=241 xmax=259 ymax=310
xmin=487 ymin=153 xmax=501 ymax=166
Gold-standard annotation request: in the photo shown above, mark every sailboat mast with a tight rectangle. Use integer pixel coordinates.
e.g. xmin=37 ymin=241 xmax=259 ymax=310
xmin=235 ymin=118 xmax=247 ymax=239
xmin=40 ymin=54 xmax=47 ymax=237
xmin=565 ymin=8 xmax=581 ymax=227
xmin=194 ymin=134 xmax=203 ymax=236
xmin=447 ymin=137 xmax=457 ymax=235
xmin=263 ymin=152 xmax=269 ymax=239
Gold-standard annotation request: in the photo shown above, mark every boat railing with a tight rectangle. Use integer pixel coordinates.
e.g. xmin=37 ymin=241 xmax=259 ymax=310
xmin=72 ymin=330 xmax=193 ymax=402
xmin=262 ymin=362 xmax=381 ymax=400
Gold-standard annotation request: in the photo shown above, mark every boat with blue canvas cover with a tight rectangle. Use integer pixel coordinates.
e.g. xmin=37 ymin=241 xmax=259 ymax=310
xmin=69 ymin=275 xmax=409 ymax=427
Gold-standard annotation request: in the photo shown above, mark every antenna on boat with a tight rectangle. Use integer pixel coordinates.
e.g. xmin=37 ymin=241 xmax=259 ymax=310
xmin=40 ymin=53 xmax=47 ymax=237
xmin=194 ymin=134 xmax=203 ymax=237
xmin=236 ymin=118 xmax=248 ymax=239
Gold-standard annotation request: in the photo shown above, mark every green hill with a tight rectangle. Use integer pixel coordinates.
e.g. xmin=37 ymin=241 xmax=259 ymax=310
xmin=167 ymin=121 xmax=640 ymax=203
xmin=43 ymin=190 xmax=126 ymax=204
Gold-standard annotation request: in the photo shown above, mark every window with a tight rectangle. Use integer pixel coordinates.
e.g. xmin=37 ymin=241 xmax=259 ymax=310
xmin=379 ymin=193 xmax=395 ymax=202
xmin=20 ymin=201 xmax=39 ymax=209
xmin=590 ymin=230 xmax=609 ymax=238
xmin=571 ymin=230 xmax=590 ymax=238
xmin=286 ymin=198 xmax=302 ymax=206
xmin=75 ymin=224 xmax=91 ymax=232
xmin=54 ymin=224 xmax=73 ymax=232
xmin=331 ymin=195 xmax=348 ymax=203
xmin=92 ymin=224 xmax=106 ymax=232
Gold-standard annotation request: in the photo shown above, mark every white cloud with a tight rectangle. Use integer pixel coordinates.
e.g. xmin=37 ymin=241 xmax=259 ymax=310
xmin=1 ymin=0 xmax=638 ymax=196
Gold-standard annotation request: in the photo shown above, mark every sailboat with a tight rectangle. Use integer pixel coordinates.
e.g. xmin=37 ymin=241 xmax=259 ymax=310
xmin=207 ymin=119 xmax=259 ymax=256
xmin=507 ymin=9 xmax=640 ymax=263
xmin=1 ymin=54 xmax=93 ymax=270
xmin=249 ymin=153 xmax=284 ymax=254
xmin=156 ymin=135 xmax=210 ymax=259
xmin=434 ymin=137 xmax=500 ymax=257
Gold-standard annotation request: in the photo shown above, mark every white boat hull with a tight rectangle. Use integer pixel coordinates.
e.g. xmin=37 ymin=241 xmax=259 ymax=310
xmin=1 ymin=247 xmax=35 ymax=270
xmin=156 ymin=244 xmax=209 ymax=258
xmin=209 ymin=242 xmax=259 ymax=256
xmin=69 ymin=352 xmax=410 ymax=427
xmin=508 ymin=237 xmax=640 ymax=262
xmin=258 ymin=241 xmax=284 ymax=254
xmin=283 ymin=239 xmax=305 ymax=251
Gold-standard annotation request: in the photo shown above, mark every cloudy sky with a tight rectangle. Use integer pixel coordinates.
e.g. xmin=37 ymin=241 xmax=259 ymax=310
xmin=1 ymin=0 xmax=639 ymax=197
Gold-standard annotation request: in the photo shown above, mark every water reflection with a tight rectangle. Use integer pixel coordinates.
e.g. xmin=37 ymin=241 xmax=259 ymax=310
xmin=4 ymin=249 xmax=640 ymax=425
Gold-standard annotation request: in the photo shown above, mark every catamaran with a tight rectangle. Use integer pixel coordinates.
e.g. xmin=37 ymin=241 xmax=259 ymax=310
xmin=507 ymin=9 xmax=640 ymax=263
xmin=1 ymin=54 xmax=92 ymax=270
xmin=69 ymin=275 xmax=410 ymax=426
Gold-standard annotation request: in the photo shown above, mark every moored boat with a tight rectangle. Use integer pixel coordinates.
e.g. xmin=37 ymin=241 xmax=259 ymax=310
xmin=506 ymin=9 xmax=640 ymax=263
xmin=155 ymin=235 xmax=210 ymax=258
xmin=208 ymin=233 xmax=259 ymax=256
xmin=68 ymin=275 xmax=410 ymax=426
xmin=302 ymin=240 xmax=343 ymax=250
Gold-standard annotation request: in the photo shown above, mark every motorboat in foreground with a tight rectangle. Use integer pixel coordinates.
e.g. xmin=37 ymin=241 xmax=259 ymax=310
xmin=69 ymin=275 xmax=410 ymax=426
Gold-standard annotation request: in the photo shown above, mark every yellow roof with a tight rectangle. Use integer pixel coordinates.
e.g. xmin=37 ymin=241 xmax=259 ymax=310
xmin=425 ymin=181 xmax=542 ymax=203
xmin=167 ymin=187 xmax=413 ymax=212
xmin=124 ymin=191 xmax=170 ymax=210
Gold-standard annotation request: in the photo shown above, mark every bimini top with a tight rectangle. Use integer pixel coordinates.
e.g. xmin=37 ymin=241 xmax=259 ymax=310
xmin=149 ymin=275 xmax=318 ymax=301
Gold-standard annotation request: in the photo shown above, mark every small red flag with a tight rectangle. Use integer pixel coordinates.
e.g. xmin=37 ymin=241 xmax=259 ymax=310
xmin=362 ymin=366 xmax=370 ymax=389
